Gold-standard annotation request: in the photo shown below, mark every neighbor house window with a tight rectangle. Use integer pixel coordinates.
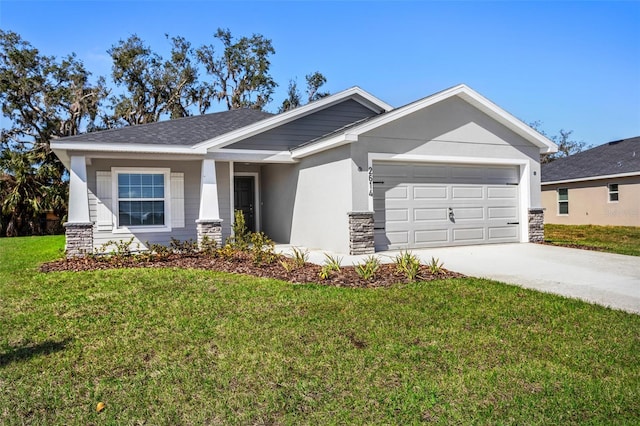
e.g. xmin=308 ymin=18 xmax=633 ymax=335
xmin=117 ymin=172 xmax=166 ymax=227
xmin=608 ymin=183 xmax=619 ymax=202
xmin=558 ymin=188 xmax=569 ymax=215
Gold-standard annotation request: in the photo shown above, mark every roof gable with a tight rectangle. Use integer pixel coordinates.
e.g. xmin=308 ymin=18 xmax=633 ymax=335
xmin=542 ymin=136 xmax=640 ymax=183
xmin=194 ymin=86 xmax=393 ymax=151
xmin=291 ymin=84 xmax=558 ymax=158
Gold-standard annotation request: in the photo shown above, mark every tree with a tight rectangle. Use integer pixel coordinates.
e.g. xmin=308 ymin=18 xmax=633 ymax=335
xmin=278 ymin=71 xmax=329 ymax=112
xmin=196 ymin=28 xmax=277 ymax=110
xmin=0 ymin=30 xmax=106 ymax=236
xmin=529 ymin=121 xmax=589 ymax=163
xmin=106 ymin=34 xmax=205 ymax=126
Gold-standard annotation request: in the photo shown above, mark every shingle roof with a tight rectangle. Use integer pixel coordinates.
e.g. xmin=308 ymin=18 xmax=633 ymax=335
xmin=56 ymin=109 xmax=273 ymax=146
xmin=541 ymin=136 xmax=640 ymax=182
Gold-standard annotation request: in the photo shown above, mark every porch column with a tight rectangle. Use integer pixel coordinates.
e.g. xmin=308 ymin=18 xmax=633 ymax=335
xmin=64 ymin=155 xmax=93 ymax=257
xmin=196 ymin=159 xmax=223 ymax=248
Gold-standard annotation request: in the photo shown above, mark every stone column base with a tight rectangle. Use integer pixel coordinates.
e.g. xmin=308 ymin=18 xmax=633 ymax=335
xmin=196 ymin=220 xmax=223 ymax=248
xmin=64 ymin=222 xmax=93 ymax=258
xmin=528 ymin=208 xmax=545 ymax=243
xmin=348 ymin=212 xmax=375 ymax=255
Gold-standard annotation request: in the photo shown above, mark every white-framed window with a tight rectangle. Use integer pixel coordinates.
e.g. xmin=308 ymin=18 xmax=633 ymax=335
xmin=608 ymin=183 xmax=619 ymax=202
xmin=112 ymin=168 xmax=172 ymax=232
xmin=557 ymin=188 xmax=569 ymax=215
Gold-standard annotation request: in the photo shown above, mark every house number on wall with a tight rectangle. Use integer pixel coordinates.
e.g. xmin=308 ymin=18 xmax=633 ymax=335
xmin=368 ymin=166 xmax=374 ymax=196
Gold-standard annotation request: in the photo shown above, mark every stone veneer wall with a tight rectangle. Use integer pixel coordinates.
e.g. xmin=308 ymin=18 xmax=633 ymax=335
xmin=64 ymin=222 xmax=94 ymax=258
xmin=196 ymin=220 xmax=223 ymax=248
xmin=348 ymin=212 xmax=375 ymax=255
xmin=528 ymin=208 xmax=544 ymax=243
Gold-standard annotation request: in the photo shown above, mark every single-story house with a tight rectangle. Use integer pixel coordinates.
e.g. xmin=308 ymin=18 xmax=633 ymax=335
xmin=541 ymin=136 xmax=640 ymax=226
xmin=51 ymin=84 xmax=557 ymax=257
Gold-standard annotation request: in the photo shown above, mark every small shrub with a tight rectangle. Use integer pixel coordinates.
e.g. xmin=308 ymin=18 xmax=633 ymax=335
xmin=217 ymin=243 xmax=238 ymax=260
xmin=148 ymin=243 xmax=171 ymax=260
xmin=395 ymin=250 xmax=421 ymax=282
xmin=250 ymin=232 xmax=276 ymax=265
xmin=319 ymin=253 xmax=342 ymax=280
xmin=228 ymin=210 xmax=249 ymax=251
xmin=428 ymin=256 xmax=444 ymax=274
xmin=97 ymin=237 xmax=136 ymax=257
xmin=279 ymin=258 xmax=295 ymax=273
xmin=199 ymin=235 xmax=218 ymax=256
xmin=290 ymin=247 xmax=309 ymax=268
xmin=170 ymin=238 xmax=199 ymax=255
xmin=355 ymin=255 xmax=380 ymax=281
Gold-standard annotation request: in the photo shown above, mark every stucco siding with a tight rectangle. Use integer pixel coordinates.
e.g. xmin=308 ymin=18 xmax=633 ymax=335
xmin=226 ymin=100 xmax=378 ymax=151
xmin=352 ymin=96 xmax=541 ymax=210
xmin=542 ymin=176 xmax=640 ymax=226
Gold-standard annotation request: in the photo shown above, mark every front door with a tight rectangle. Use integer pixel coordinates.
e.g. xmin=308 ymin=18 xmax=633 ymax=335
xmin=234 ymin=176 xmax=256 ymax=232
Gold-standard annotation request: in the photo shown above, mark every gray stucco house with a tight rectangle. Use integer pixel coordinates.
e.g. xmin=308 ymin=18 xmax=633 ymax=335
xmin=51 ymin=84 xmax=557 ymax=257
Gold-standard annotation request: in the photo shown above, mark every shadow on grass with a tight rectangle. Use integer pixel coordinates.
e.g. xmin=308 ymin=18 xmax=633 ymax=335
xmin=0 ymin=338 xmax=72 ymax=367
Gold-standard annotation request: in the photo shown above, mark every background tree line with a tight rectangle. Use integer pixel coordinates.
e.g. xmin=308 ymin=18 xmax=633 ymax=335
xmin=0 ymin=29 xmax=328 ymax=236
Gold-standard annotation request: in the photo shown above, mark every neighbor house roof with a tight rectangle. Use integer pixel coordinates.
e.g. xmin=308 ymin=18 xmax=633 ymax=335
xmin=541 ymin=136 xmax=640 ymax=184
xmin=55 ymin=108 xmax=274 ymax=146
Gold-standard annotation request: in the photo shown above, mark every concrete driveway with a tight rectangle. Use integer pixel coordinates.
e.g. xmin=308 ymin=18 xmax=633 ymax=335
xmin=282 ymin=243 xmax=640 ymax=314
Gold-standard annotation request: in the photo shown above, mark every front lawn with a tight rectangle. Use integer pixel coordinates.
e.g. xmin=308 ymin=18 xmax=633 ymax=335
xmin=1 ymin=236 xmax=639 ymax=424
xmin=545 ymin=224 xmax=640 ymax=256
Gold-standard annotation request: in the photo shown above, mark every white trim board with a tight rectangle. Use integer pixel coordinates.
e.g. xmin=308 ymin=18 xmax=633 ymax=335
xmin=542 ymin=171 xmax=640 ymax=185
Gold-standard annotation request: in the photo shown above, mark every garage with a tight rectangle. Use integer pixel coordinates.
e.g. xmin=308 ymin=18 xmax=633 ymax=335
xmin=373 ymin=162 xmax=521 ymax=250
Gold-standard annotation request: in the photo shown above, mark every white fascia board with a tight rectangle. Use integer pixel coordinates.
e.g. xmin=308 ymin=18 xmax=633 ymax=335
xmin=207 ymin=149 xmax=298 ymax=163
xmin=50 ymin=141 xmax=206 ymax=155
xmin=541 ymin=171 xmax=640 ymax=185
xmin=193 ymin=87 xmax=393 ymax=152
xmin=290 ymin=133 xmax=358 ymax=159
xmin=291 ymin=84 xmax=558 ymax=159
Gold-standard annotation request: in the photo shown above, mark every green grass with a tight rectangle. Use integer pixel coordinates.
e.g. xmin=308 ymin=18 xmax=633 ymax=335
xmin=1 ymin=236 xmax=639 ymax=424
xmin=545 ymin=224 xmax=640 ymax=256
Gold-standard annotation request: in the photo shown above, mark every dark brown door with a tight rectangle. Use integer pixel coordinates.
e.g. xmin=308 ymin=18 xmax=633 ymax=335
xmin=234 ymin=176 xmax=255 ymax=232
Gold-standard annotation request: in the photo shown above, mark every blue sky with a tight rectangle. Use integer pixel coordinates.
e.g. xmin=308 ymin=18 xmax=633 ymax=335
xmin=1 ymin=0 xmax=639 ymax=146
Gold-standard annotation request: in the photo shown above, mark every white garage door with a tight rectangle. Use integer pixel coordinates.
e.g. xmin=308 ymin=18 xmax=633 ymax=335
xmin=373 ymin=162 xmax=520 ymax=250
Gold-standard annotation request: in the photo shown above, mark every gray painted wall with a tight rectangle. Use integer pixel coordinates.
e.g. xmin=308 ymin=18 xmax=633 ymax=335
xmin=260 ymin=145 xmax=353 ymax=253
xmin=226 ymin=100 xmax=378 ymax=151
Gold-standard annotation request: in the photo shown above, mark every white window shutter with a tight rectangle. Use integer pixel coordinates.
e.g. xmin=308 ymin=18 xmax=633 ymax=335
xmin=96 ymin=171 xmax=113 ymax=231
xmin=171 ymin=172 xmax=185 ymax=228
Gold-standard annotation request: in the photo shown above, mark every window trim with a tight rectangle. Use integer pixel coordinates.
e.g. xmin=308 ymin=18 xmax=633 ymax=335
xmin=608 ymin=183 xmax=619 ymax=203
xmin=111 ymin=167 xmax=172 ymax=233
xmin=557 ymin=187 xmax=569 ymax=216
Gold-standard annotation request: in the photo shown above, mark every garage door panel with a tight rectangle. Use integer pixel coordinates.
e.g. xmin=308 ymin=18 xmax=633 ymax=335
xmin=414 ymin=208 xmax=448 ymax=221
xmin=487 ymin=206 xmax=518 ymax=219
xmin=488 ymin=226 xmax=518 ymax=239
xmin=487 ymin=186 xmax=518 ymax=199
xmin=374 ymin=162 xmax=520 ymax=250
xmin=452 ymin=186 xmax=483 ymax=199
xmin=413 ymin=186 xmax=447 ymax=200
xmin=452 ymin=207 xmax=484 ymax=220
xmin=386 ymin=208 xmax=409 ymax=222
xmin=386 ymin=186 xmax=409 ymax=200
xmin=415 ymin=229 xmax=449 ymax=244
xmin=453 ymin=227 xmax=485 ymax=242
xmin=385 ymin=230 xmax=409 ymax=245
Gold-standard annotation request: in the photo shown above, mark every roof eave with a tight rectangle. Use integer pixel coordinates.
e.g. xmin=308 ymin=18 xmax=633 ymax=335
xmin=542 ymin=170 xmax=640 ymax=185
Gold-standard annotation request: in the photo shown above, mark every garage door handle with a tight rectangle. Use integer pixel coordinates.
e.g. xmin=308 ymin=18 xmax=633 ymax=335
xmin=374 ymin=227 xmax=385 ymax=230
xmin=507 ymin=222 xmax=519 ymax=225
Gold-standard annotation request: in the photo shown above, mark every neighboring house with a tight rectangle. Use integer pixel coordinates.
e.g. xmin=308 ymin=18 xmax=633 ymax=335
xmin=51 ymin=84 xmax=557 ymax=257
xmin=541 ymin=137 xmax=640 ymax=226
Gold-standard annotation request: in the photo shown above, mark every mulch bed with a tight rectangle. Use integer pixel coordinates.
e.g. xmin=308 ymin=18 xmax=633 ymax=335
xmin=539 ymin=241 xmax=607 ymax=252
xmin=40 ymin=252 xmax=464 ymax=288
